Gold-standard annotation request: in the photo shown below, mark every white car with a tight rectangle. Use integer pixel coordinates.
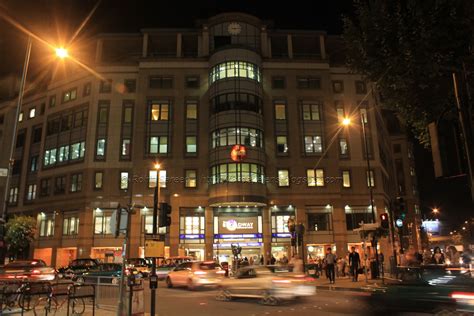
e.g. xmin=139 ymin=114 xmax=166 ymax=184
xmin=166 ymin=261 xmax=225 ymax=290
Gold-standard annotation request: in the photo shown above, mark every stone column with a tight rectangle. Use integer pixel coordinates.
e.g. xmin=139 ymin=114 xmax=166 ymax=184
xmin=319 ymin=35 xmax=326 ymax=60
xmin=169 ymin=199 xmax=180 ymax=257
xmin=260 ymin=26 xmax=269 ymax=58
xmin=262 ymin=207 xmax=271 ymax=264
xmin=287 ymin=34 xmax=293 ymax=59
xmin=78 ymin=207 xmax=94 ymax=259
xmin=332 ymin=205 xmax=348 ymax=258
xmin=205 ymin=207 xmax=214 ymax=260
xmin=142 ymin=33 xmax=149 ymax=58
xmin=177 ymin=33 xmax=182 ymax=58
xmin=201 ymin=26 xmax=209 ymax=57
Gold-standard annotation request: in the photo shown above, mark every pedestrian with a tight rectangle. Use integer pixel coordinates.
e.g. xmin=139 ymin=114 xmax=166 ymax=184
xmin=270 ymin=255 xmax=276 ymax=265
xmin=349 ymin=246 xmax=361 ymax=282
xmin=281 ymin=255 xmax=289 ymax=265
xmin=431 ymin=247 xmax=445 ymax=265
xmin=260 ymin=255 xmax=264 ymax=265
xmin=249 ymin=256 xmax=254 ymax=265
xmin=324 ymin=247 xmax=337 ymax=284
xmin=422 ymin=248 xmax=432 ymax=265
xmin=290 ymin=255 xmax=304 ymax=273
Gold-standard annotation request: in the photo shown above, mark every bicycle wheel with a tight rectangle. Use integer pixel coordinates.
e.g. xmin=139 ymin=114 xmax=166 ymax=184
xmin=18 ymin=293 xmax=40 ymax=311
xmin=70 ymin=298 xmax=85 ymax=315
xmin=33 ymin=296 xmax=53 ymax=316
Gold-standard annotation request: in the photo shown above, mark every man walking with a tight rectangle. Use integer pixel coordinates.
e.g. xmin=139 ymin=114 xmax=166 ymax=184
xmin=349 ymin=247 xmax=361 ymax=282
xmin=325 ymin=247 xmax=337 ymax=284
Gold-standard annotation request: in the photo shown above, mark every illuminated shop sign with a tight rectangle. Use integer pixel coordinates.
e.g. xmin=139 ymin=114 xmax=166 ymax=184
xmin=179 ymin=234 xmax=205 ymax=239
xmin=214 ymin=233 xmax=262 ymax=239
xmin=272 ymin=233 xmax=292 ymax=238
xmin=213 ymin=242 xmax=262 ymax=248
xmin=218 ymin=217 xmax=258 ymax=234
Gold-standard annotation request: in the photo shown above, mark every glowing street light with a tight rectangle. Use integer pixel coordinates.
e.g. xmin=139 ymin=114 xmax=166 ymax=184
xmin=154 ymin=163 xmax=161 ymax=170
xmin=55 ymin=47 xmax=69 ymax=59
xmin=432 ymin=208 xmax=439 ymax=215
xmin=342 ymin=117 xmax=351 ymax=126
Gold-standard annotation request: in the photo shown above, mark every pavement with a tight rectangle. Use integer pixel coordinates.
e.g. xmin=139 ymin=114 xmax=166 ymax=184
xmin=310 ymin=274 xmax=393 ymax=292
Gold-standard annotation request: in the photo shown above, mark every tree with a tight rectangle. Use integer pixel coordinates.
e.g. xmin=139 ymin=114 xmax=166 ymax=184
xmin=343 ymin=0 xmax=474 ymax=146
xmin=5 ymin=216 xmax=36 ymax=260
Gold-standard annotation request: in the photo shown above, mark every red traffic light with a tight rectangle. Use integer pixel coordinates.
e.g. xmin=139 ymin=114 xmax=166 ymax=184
xmin=380 ymin=213 xmax=389 ymax=229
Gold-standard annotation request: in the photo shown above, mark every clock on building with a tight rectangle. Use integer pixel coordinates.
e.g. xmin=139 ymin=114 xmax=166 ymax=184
xmin=228 ymin=22 xmax=242 ymax=35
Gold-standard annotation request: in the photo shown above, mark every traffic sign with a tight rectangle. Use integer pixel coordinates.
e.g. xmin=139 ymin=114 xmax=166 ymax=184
xmin=145 ymin=240 xmax=164 ymax=258
xmin=0 ymin=168 xmax=8 ymax=177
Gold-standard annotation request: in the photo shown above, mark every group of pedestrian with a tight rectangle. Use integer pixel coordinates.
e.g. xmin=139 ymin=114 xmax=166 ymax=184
xmin=404 ymin=246 xmax=472 ymax=267
xmin=322 ymin=247 xmax=362 ymax=284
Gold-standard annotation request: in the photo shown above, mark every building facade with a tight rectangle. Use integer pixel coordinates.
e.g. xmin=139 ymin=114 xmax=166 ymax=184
xmin=0 ymin=13 xmax=420 ymax=267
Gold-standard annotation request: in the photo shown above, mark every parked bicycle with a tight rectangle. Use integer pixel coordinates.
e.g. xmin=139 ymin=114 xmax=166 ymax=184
xmin=1 ymin=280 xmax=42 ymax=312
xmin=33 ymin=283 xmax=85 ymax=315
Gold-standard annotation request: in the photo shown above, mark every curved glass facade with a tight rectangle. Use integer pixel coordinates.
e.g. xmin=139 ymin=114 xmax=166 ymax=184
xmin=210 ymin=92 xmax=262 ymax=114
xmin=211 ymin=163 xmax=265 ymax=184
xmin=209 ymin=61 xmax=261 ymax=84
xmin=211 ymin=127 xmax=263 ymax=148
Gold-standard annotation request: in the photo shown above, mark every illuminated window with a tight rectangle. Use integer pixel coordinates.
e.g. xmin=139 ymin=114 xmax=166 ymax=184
xmin=39 ymin=215 xmax=55 ymax=237
xmin=150 ymin=102 xmax=169 ymax=121
xmin=275 ymin=215 xmax=290 ymax=233
xmin=120 ymin=172 xmax=129 ymax=190
xmin=307 ymin=169 xmax=324 ymax=187
xmin=209 ymin=61 xmax=261 ymax=84
xmin=186 ymin=102 xmax=197 ymax=119
xmin=186 ymin=136 xmax=197 ymax=153
xmin=94 ymin=212 xmax=112 ymax=234
xmin=367 ymin=170 xmax=375 ymax=187
xmin=18 ymin=112 xmax=23 ymax=122
xmin=94 ymin=172 xmax=103 ymax=190
xmin=302 ymin=103 xmax=320 ymax=120
xmin=211 ymin=127 xmax=263 ymax=148
xmin=62 ymin=88 xmax=77 ymax=103
xmin=185 ymin=170 xmax=197 ymax=188
xmin=29 ymin=107 xmax=36 ymax=119
xmin=339 ymin=138 xmax=348 ymax=156
xmin=342 ymin=170 xmax=351 ymax=188
xmin=275 ymin=103 xmax=286 ymax=120
xmin=96 ymin=139 xmax=106 ymax=157
xmin=278 ymin=169 xmax=290 ymax=187
xmin=70 ymin=173 xmax=82 ymax=192
xmin=63 ymin=216 xmax=79 ymax=235
xmin=121 ymin=139 xmax=131 ymax=157
xmin=276 ymin=136 xmax=288 ymax=154
xmin=211 ymin=163 xmax=264 ymax=184
xmin=26 ymin=184 xmax=37 ymax=201
xmin=149 ymin=170 xmax=167 ymax=188
xmin=304 ymin=135 xmax=323 ymax=153
xmin=149 ymin=136 xmax=168 ymax=154
xmin=8 ymin=187 xmax=19 ymax=204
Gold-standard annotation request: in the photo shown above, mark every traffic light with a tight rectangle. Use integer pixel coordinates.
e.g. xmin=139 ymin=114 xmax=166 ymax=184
xmin=379 ymin=213 xmax=389 ymax=229
xmin=397 ymin=197 xmax=406 ymax=219
xmin=159 ymin=202 xmax=172 ymax=227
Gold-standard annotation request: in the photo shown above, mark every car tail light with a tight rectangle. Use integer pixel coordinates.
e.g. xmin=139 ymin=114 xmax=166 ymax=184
xmin=451 ymin=292 xmax=474 ymax=300
xmin=273 ymin=279 xmax=291 ymax=284
xmin=31 ymin=269 xmax=41 ymax=275
xmin=216 ymin=270 xmax=225 ymax=275
xmin=194 ymin=270 xmax=207 ymax=275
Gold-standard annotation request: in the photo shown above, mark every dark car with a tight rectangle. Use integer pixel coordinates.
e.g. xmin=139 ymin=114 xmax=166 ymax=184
xmin=126 ymin=258 xmax=150 ymax=277
xmin=366 ymin=266 xmax=474 ymax=314
xmin=57 ymin=258 xmax=100 ymax=279
xmin=0 ymin=259 xmax=56 ymax=281
xmin=76 ymin=263 xmax=137 ymax=284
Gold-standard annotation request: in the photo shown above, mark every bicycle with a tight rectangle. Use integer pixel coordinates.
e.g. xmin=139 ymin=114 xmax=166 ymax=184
xmin=1 ymin=280 xmax=41 ymax=312
xmin=33 ymin=283 xmax=85 ymax=316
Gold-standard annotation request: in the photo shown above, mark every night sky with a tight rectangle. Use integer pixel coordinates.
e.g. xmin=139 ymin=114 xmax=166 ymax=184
xmin=0 ymin=0 xmax=472 ymax=229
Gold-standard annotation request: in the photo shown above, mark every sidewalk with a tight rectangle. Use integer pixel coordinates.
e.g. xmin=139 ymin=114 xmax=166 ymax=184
xmin=312 ymin=274 xmax=393 ymax=292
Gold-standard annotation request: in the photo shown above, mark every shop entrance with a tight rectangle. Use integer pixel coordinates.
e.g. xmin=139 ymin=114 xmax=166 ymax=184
xmin=214 ymin=247 xmax=262 ymax=266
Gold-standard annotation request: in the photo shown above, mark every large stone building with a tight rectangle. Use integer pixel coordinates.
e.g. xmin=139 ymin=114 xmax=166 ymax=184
xmin=0 ymin=13 xmax=421 ymax=267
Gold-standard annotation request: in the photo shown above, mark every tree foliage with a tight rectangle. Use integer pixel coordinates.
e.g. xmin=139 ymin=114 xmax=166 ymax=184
xmin=343 ymin=0 xmax=474 ymax=146
xmin=5 ymin=215 xmax=36 ymax=259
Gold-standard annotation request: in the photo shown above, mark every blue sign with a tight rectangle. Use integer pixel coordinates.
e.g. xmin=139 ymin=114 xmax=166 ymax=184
xmin=214 ymin=233 xmax=262 ymax=239
xmin=272 ymin=233 xmax=292 ymax=238
xmin=179 ymin=234 xmax=205 ymax=239
xmin=396 ymin=219 xmax=403 ymax=228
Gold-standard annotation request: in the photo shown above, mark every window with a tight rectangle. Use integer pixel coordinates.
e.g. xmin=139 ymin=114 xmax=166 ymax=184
xmin=209 ymin=61 xmax=261 ymax=84
xmin=29 ymin=107 xmax=36 ymax=119
xmin=410 ymin=167 xmax=415 ymax=176
xmin=148 ymin=170 xmax=167 ymax=188
xmin=272 ymin=215 xmax=291 ymax=233
xmin=302 ymin=103 xmax=321 ymax=120
xmin=297 ymin=77 xmax=321 ymax=89
xmin=307 ymin=212 xmax=332 ymax=231
xmin=211 ymin=163 xmax=265 ymax=184
xmin=49 ymin=95 xmax=56 ymax=108
xmin=94 ymin=172 xmax=103 ymax=190
xmin=355 ymin=81 xmax=367 ymax=94
xmin=26 ymin=184 xmax=37 ymax=201
xmin=149 ymin=76 xmax=173 ymax=89
xmin=98 ymin=105 xmax=109 ymax=124
xmin=367 ymin=170 xmax=375 ymax=187
xmin=393 ymin=144 xmax=401 ymax=154
xmin=342 ymin=171 xmax=351 ymax=188
xmin=123 ymin=106 xmax=133 ymax=123
xmin=121 ymin=139 xmax=131 ymax=158
xmin=304 ymin=135 xmax=323 ymax=153
xmin=185 ymin=76 xmax=200 ymax=88
xmin=360 ymin=108 xmax=368 ymax=124
xmin=345 ymin=207 xmax=373 ymax=230
xmin=83 ymin=82 xmax=91 ymax=96
xmin=186 ymin=136 xmax=197 ymax=154
xmin=55 ymin=176 xmax=66 ymax=194
xmin=272 ymin=76 xmax=285 ymax=89
xmin=335 ymin=102 xmax=345 ymax=121
xmin=40 ymin=179 xmax=50 ymax=197
xmin=70 ymin=173 xmax=83 ymax=192
xmin=73 ymin=109 xmax=87 ymax=128
xmin=275 ymin=103 xmax=286 ymax=120
xmin=70 ymin=141 xmax=86 ymax=160
xmin=149 ymin=136 xmax=168 ymax=154
xmin=276 ymin=136 xmax=288 ymax=154
xmin=8 ymin=187 xmax=18 ymax=204
xmin=307 ymin=169 xmax=324 ymax=187
xmin=62 ymin=88 xmax=77 ymax=103
xmin=181 ymin=215 xmax=204 ymax=235
xmin=339 ymin=138 xmax=348 ymax=156
xmin=332 ymin=80 xmax=344 ymax=93
xmin=60 ymin=115 xmax=71 ymax=132
xmin=16 ymin=132 xmax=25 ymax=148
xmin=32 ymin=127 xmax=42 ymax=143
xmin=96 ymin=139 xmax=106 ymax=158
xmin=100 ymin=80 xmax=112 ymax=93
xmin=120 ymin=172 xmax=129 ymax=190
xmin=211 ymin=92 xmax=262 ymax=114
xmin=186 ymin=102 xmax=197 ymax=119
xmin=94 ymin=212 xmax=112 ymax=234
xmin=39 ymin=216 xmax=55 ymax=237
xmin=58 ymin=145 xmax=69 ymax=162
xmin=18 ymin=112 xmax=23 ymax=122
xmin=185 ymin=170 xmax=197 ymax=188
xmin=30 ymin=155 xmax=39 ymax=172
xmin=124 ymin=79 xmax=136 ymax=93
xmin=278 ymin=169 xmax=290 ymax=187
xmin=150 ymin=102 xmax=169 ymax=121
xmin=44 ymin=148 xmax=57 ymax=166
xmin=63 ymin=216 xmax=79 ymax=235
xmin=212 ymin=128 xmax=263 ymax=148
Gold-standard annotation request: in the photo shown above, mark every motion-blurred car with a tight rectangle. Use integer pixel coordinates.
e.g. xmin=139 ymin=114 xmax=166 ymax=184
xmin=126 ymin=258 xmax=150 ymax=277
xmin=0 ymin=260 xmax=56 ymax=281
xmin=57 ymin=258 xmax=100 ymax=279
xmin=75 ymin=263 xmax=136 ymax=284
xmin=365 ymin=266 xmax=474 ymax=314
xmin=166 ymin=261 xmax=225 ymax=290
xmin=156 ymin=256 xmax=193 ymax=280
xmin=216 ymin=266 xmax=315 ymax=305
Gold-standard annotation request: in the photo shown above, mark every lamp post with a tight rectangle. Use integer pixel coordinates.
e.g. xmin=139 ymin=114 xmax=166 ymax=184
xmin=150 ymin=162 xmax=160 ymax=316
xmin=0 ymin=38 xmax=69 ymax=264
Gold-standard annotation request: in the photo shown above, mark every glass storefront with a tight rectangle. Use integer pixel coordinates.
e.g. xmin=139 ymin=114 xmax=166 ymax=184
xmin=179 ymin=207 xmax=206 ymax=260
xmin=306 ymin=244 xmax=336 ymax=262
xmin=91 ymin=247 xmax=122 ymax=263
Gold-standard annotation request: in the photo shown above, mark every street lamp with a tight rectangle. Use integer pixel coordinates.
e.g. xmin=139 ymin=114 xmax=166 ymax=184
xmin=432 ymin=208 xmax=440 ymax=216
xmin=150 ymin=161 xmax=161 ymax=316
xmin=0 ymin=38 xmax=70 ymax=264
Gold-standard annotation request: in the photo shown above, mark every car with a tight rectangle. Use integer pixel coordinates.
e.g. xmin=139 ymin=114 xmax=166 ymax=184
xmin=57 ymin=258 xmax=100 ymax=279
xmin=126 ymin=258 xmax=150 ymax=277
xmin=156 ymin=256 xmax=193 ymax=280
xmin=166 ymin=261 xmax=225 ymax=290
xmin=365 ymin=266 xmax=474 ymax=314
xmin=75 ymin=263 xmax=136 ymax=284
xmin=215 ymin=266 xmax=315 ymax=305
xmin=0 ymin=260 xmax=56 ymax=281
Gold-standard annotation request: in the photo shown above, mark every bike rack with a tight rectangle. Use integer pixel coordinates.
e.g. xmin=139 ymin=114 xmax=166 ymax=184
xmin=66 ymin=283 xmax=95 ymax=316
